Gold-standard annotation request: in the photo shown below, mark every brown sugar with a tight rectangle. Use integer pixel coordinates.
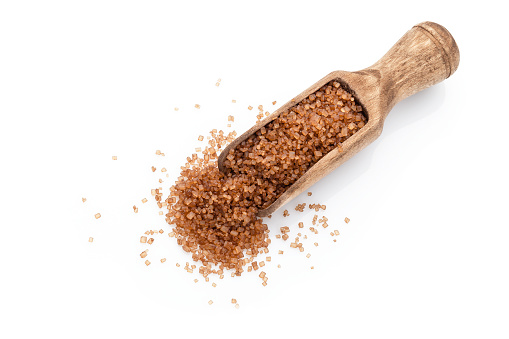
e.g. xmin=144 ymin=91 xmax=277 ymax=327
xmin=221 ymin=81 xmax=366 ymax=211
xmin=163 ymin=80 xmax=365 ymax=279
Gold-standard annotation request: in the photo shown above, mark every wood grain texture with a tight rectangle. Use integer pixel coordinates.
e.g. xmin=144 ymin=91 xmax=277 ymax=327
xmin=218 ymin=22 xmax=460 ymax=217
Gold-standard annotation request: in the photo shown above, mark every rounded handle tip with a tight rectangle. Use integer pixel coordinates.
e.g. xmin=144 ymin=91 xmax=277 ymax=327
xmin=414 ymin=21 xmax=460 ymax=78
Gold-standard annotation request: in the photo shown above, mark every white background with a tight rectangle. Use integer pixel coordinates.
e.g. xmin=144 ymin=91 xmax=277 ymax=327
xmin=1 ymin=1 xmax=508 ymax=338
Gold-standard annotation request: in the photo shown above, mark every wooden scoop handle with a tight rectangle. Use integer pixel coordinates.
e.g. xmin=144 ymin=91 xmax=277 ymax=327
xmin=365 ymin=21 xmax=460 ymax=117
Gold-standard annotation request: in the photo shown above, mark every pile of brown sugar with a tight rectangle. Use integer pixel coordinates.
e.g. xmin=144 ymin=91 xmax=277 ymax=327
xmin=163 ymin=80 xmax=366 ymax=278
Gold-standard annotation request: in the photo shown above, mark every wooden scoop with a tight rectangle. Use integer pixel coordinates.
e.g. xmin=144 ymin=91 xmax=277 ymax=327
xmin=218 ymin=21 xmax=459 ymax=217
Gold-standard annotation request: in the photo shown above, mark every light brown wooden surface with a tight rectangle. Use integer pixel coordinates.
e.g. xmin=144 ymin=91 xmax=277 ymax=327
xmin=218 ymin=21 xmax=460 ymax=217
